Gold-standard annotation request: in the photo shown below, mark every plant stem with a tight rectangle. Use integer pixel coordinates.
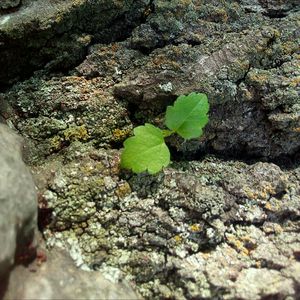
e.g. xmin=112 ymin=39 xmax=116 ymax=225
xmin=162 ymin=129 xmax=175 ymax=137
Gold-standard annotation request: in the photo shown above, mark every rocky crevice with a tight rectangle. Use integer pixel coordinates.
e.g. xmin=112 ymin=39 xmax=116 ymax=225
xmin=0 ymin=1 xmax=299 ymax=299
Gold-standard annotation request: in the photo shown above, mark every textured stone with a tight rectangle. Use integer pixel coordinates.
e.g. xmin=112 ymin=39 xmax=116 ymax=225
xmin=0 ymin=124 xmax=37 ymax=280
xmin=113 ymin=21 xmax=300 ymax=158
xmin=234 ymin=268 xmax=294 ymax=299
xmin=4 ymin=247 xmax=141 ymax=300
xmin=0 ymin=0 xmax=300 ymax=299
xmin=1 ymin=76 xmax=132 ymax=163
xmin=0 ymin=0 xmax=20 ymax=10
xmin=32 ymin=153 xmax=300 ymax=299
xmin=0 ymin=0 xmax=149 ymax=85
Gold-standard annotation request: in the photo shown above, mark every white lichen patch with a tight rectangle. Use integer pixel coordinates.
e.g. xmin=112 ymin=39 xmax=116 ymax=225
xmin=0 ymin=16 xmax=11 ymax=26
xmin=159 ymin=82 xmax=173 ymax=92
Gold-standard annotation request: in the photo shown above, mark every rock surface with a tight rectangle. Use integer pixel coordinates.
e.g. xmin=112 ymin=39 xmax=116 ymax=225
xmin=34 ymin=150 xmax=300 ymax=299
xmin=2 ymin=1 xmax=299 ymax=159
xmin=0 ymin=0 xmax=299 ymax=299
xmin=4 ymin=245 xmax=141 ymax=300
xmin=0 ymin=0 xmax=149 ymax=86
xmin=0 ymin=124 xmax=37 ymax=287
xmin=1 ymin=76 xmax=133 ymax=163
xmin=0 ymin=0 xmax=20 ymax=10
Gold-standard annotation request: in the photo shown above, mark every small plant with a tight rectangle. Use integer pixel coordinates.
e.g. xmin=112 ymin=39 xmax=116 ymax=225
xmin=120 ymin=92 xmax=209 ymax=174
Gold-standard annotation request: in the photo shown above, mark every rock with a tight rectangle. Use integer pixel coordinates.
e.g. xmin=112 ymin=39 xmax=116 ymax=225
xmin=0 ymin=0 xmax=20 ymax=10
xmin=4 ymin=246 xmax=141 ymax=300
xmin=2 ymin=1 xmax=299 ymax=159
xmin=0 ymin=0 xmax=149 ymax=85
xmin=234 ymin=268 xmax=294 ymax=299
xmin=0 ymin=124 xmax=37 ymax=283
xmin=0 ymin=0 xmax=300 ymax=298
xmin=113 ymin=18 xmax=300 ymax=158
xmin=30 ymin=152 xmax=300 ymax=299
xmin=0 ymin=76 xmax=133 ymax=164
xmin=258 ymin=0 xmax=299 ymax=17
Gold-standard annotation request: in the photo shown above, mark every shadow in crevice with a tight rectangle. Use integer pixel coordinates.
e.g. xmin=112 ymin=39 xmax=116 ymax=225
xmin=0 ymin=228 xmax=37 ymax=299
xmin=0 ymin=275 xmax=9 ymax=300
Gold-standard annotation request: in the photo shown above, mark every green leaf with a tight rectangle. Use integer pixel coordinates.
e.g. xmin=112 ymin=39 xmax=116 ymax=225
xmin=165 ymin=92 xmax=209 ymax=139
xmin=120 ymin=123 xmax=170 ymax=174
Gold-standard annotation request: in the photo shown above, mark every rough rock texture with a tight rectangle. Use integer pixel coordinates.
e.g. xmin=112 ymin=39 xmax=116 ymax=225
xmin=4 ymin=246 xmax=141 ymax=300
xmin=34 ymin=151 xmax=300 ymax=299
xmin=3 ymin=1 xmax=299 ymax=159
xmin=0 ymin=0 xmax=149 ymax=86
xmin=112 ymin=5 xmax=300 ymax=159
xmin=1 ymin=75 xmax=132 ymax=163
xmin=0 ymin=124 xmax=37 ymax=285
xmin=0 ymin=0 xmax=21 ymax=10
xmin=0 ymin=0 xmax=299 ymax=299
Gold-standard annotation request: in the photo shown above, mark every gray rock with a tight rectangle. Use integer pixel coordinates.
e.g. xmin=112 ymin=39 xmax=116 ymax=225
xmin=4 ymin=247 xmax=141 ymax=300
xmin=0 ymin=124 xmax=37 ymax=279
xmin=0 ymin=76 xmax=133 ymax=164
xmin=30 ymin=151 xmax=300 ymax=299
xmin=0 ymin=0 xmax=300 ymax=299
xmin=0 ymin=0 xmax=149 ymax=85
xmin=234 ymin=268 xmax=295 ymax=300
xmin=113 ymin=22 xmax=300 ymax=158
xmin=0 ymin=0 xmax=20 ymax=10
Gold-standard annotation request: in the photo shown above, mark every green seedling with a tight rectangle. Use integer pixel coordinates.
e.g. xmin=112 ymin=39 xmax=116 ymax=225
xmin=121 ymin=92 xmax=209 ymax=174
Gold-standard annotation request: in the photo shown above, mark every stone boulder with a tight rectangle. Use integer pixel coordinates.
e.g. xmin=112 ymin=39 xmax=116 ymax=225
xmin=0 ymin=0 xmax=149 ymax=86
xmin=4 ymin=246 xmax=141 ymax=300
xmin=0 ymin=0 xmax=20 ymax=10
xmin=0 ymin=124 xmax=37 ymax=292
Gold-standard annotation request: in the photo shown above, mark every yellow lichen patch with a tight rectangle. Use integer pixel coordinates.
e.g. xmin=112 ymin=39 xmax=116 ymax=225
xmin=244 ymin=187 xmax=261 ymax=200
xmin=63 ymin=125 xmax=89 ymax=142
xmin=264 ymin=200 xmax=280 ymax=212
xmin=201 ymin=252 xmax=211 ymax=260
xmin=93 ymin=178 xmax=105 ymax=187
xmin=240 ymin=236 xmax=257 ymax=251
xmin=289 ymin=77 xmax=300 ymax=87
xmin=214 ymin=8 xmax=229 ymax=23
xmin=174 ymin=235 xmax=183 ymax=244
xmin=79 ymin=164 xmax=97 ymax=176
xmin=247 ymin=72 xmax=269 ymax=84
xmin=292 ymin=127 xmax=300 ymax=133
xmin=226 ymin=235 xmax=249 ymax=256
xmin=244 ymin=183 xmax=277 ymax=200
xmin=55 ymin=15 xmax=63 ymax=23
xmin=281 ymin=41 xmax=299 ymax=55
xmin=255 ymin=261 xmax=262 ymax=268
xmin=115 ymin=182 xmax=132 ymax=198
xmin=189 ymin=224 xmax=201 ymax=232
xmin=273 ymin=224 xmax=283 ymax=234
xmin=264 ymin=223 xmax=283 ymax=235
xmin=112 ymin=128 xmax=131 ymax=142
xmin=94 ymin=162 xmax=106 ymax=173
xmin=50 ymin=135 xmax=62 ymax=152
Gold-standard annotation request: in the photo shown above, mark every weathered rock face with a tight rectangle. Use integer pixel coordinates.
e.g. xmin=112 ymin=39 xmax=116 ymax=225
xmin=0 ymin=0 xmax=149 ymax=86
xmin=1 ymin=75 xmax=133 ymax=164
xmin=0 ymin=124 xmax=37 ymax=283
xmin=35 ymin=148 xmax=300 ymax=299
xmin=0 ymin=0 xmax=20 ymax=10
xmin=0 ymin=0 xmax=299 ymax=299
xmin=112 ymin=6 xmax=300 ymax=159
xmin=4 ymin=246 xmax=141 ymax=300
xmin=1 ymin=1 xmax=299 ymax=159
